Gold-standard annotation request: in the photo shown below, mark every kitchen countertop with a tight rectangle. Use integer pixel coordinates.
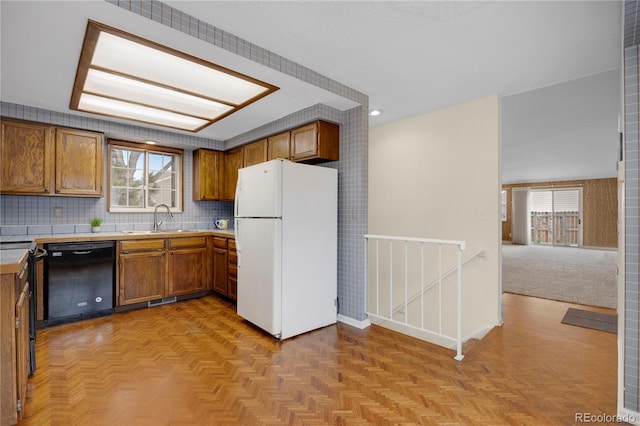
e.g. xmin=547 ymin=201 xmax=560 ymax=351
xmin=0 ymin=229 xmax=235 ymax=270
xmin=0 ymin=249 xmax=29 ymax=274
xmin=0 ymin=228 xmax=235 ymax=244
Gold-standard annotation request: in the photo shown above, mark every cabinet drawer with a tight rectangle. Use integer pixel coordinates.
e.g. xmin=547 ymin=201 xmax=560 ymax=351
xmin=228 ymin=250 xmax=237 ymax=265
xmin=228 ymin=239 xmax=236 ymax=250
xmin=168 ymin=236 xmax=206 ymax=250
xmin=120 ymin=239 xmax=165 ymax=252
xmin=228 ymin=264 xmax=237 ymax=278
xmin=213 ymin=237 xmax=228 ymax=249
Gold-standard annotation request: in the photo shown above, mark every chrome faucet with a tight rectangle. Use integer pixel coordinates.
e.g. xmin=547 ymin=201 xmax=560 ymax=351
xmin=153 ymin=204 xmax=173 ymax=232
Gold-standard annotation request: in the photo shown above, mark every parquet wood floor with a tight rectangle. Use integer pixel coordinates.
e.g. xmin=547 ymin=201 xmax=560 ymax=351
xmin=18 ymin=293 xmax=618 ymax=425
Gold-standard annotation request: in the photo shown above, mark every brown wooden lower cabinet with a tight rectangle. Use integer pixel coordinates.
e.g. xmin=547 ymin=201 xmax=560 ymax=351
xmin=210 ymin=236 xmax=237 ymax=301
xmin=212 ymin=237 xmax=228 ymax=295
xmin=118 ymin=236 xmax=213 ymax=306
xmin=228 ymin=239 xmax=237 ymax=301
xmin=167 ymin=237 xmax=207 ymax=297
xmin=118 ymin=239 xmax=166 ymax=306
xmin=1 ymin=259 xmax=30 ymax=425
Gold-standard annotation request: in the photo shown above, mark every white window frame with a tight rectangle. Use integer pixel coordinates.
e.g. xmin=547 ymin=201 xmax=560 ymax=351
xmin=108 ymin=140 xmax=184 ymax=213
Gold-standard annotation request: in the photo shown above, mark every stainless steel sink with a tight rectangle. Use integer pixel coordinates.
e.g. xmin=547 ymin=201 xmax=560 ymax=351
xmin=121 ymin=229 xmax=199 ymax=235
xmin=121 ymin=230 xmax=156 ymax=235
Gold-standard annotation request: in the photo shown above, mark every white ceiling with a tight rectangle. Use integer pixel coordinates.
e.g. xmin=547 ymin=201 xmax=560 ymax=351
xmin=1 ymin=1 xmax=622 ymax=142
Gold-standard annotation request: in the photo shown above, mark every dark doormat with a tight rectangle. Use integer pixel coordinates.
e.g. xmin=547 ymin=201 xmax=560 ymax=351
xmin=561 ymin=308 xmax=617 ymax=334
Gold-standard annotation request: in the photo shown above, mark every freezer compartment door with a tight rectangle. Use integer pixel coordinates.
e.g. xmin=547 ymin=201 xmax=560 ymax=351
xmin=236 ymin=218 xmax=282 ymax=336
xmin=235 ymin=160 xmax=282 ymax=218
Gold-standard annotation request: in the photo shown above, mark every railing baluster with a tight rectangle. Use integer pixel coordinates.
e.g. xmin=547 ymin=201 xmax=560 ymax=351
xmin=404 ymin=240 xmax=408 ymax=325
xmin=375 ymin=239 xmax=380 ymax=317
xmin=420 ymin=242 xmax=424 ymax=330
xmin=389 ymin=240 xmax=393 ymax=320
xmin=438 ymin=243 xmax=442 ymax=335
xmin=455 ymin=247 xmax=464 ymax=361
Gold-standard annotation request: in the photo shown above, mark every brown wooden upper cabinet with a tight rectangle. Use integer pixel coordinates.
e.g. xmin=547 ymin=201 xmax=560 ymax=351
xmin=193 ymin=148 xmax=223 ymax=201
xmin=1 ymin=118 xmax=53 ymax=194
xmin=54 ymin=128 xmax=104 ymax=196
xmin=223 ymin=147 xmax=243 ymax=201
xmin=242 ymin=139 xmax=267 ymax=167
xmin=0 ymin=118 xmax=104 ymax=197
xmin=267 ymin=131 xmax=291 ymax=161
xmin=290 ymin=120 xmax=339 ymax=163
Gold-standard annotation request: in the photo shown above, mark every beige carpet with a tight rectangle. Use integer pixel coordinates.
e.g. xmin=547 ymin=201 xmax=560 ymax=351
xmin=502 ymin=244 xmax=618 ymax=309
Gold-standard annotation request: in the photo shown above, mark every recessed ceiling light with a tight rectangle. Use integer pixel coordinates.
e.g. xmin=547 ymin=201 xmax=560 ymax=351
xmin=70 ymin=21 xmax=279 ymax=132
xmin=369 ymin=110 xmax=382 ymax=116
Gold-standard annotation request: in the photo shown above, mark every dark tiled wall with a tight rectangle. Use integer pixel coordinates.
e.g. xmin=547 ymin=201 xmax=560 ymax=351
xmin=624 ymin=45 xmax=640 ymax=413
xmin=626 ymin=1 xmax=640 ymax=48
xmin=624 ymin=0 xmax=640 ymax=413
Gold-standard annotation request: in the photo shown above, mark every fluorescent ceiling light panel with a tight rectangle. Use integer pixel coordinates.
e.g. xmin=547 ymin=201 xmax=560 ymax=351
xmin=78 ymin=93 xmax=209 ymax=130
xmin=70 ymin=21 xmax=279 ymax=132
xmin=84 ymin=69 xmax=234 ymax=119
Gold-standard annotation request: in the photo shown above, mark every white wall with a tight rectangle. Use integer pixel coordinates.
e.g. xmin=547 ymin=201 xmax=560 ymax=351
xmin=368 ymin=95 xmax=502 ymax=342
xmin=501 ymin=69 xmax=619 ymax=184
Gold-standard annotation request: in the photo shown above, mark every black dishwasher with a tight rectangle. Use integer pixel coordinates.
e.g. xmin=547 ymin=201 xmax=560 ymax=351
xmin=44 ymin=241 xmax=115 ymax=326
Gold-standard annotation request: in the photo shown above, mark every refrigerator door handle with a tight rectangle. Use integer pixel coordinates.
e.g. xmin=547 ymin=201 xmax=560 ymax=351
xmin=234 ymin=176 xmax=241 ymax=217
xmin=235 ymin=219 xmax=241 ymax=267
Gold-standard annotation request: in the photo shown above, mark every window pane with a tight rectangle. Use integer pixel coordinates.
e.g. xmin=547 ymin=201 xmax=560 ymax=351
xmin=163 ymin=155 xmax=174 ymax=172
xmin=111 ymin=148 xmax=126 ymax=167
xmin=153 ymin=190 xmax=174 ymax=206
xmin=148 ymin=190 xmax=160 ymax=207
xmin=131 ymin=169 xmax=144 ymax=188
xmin=127 ymin=189 xmax=145 ymax=207
xmin=148 ymin=153 xmax=163 ymax=173
xmin=111 ymin=188 xmax=128 ymax=207
xmin=111 ymin=167 xmax=128 ymax=186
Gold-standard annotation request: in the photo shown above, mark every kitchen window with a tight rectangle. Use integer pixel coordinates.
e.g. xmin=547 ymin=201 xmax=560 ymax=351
xmin=108 ymin=140 xmax=183 ymax=212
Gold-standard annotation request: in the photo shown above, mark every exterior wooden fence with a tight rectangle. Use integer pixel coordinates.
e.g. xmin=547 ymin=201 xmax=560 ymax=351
xmin=530 ymin=211 xmax=579 ymax=246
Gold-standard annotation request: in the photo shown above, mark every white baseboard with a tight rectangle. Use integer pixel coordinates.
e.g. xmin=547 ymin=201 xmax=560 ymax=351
xmin=337 ymin=314 xmax=371 ymax=329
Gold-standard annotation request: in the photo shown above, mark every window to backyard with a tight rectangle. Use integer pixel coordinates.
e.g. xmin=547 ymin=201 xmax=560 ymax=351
xmin=109 ymin=140 xmax=183 ymax=212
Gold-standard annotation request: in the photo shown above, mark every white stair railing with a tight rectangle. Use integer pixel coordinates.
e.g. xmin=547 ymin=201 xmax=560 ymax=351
xmin=382 ymin=249 xmax=486 ymax=323
xmin=364 ymin=234 xmax=474 ymax=361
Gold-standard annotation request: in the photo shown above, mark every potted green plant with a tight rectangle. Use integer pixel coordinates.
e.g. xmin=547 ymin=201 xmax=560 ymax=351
xmin=90 ymin=217 xmax=103 ymax=233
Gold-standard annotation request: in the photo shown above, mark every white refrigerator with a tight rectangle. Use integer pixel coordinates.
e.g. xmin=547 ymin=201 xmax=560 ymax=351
xmin=234 ymin=159 xmax=337 ymax=340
